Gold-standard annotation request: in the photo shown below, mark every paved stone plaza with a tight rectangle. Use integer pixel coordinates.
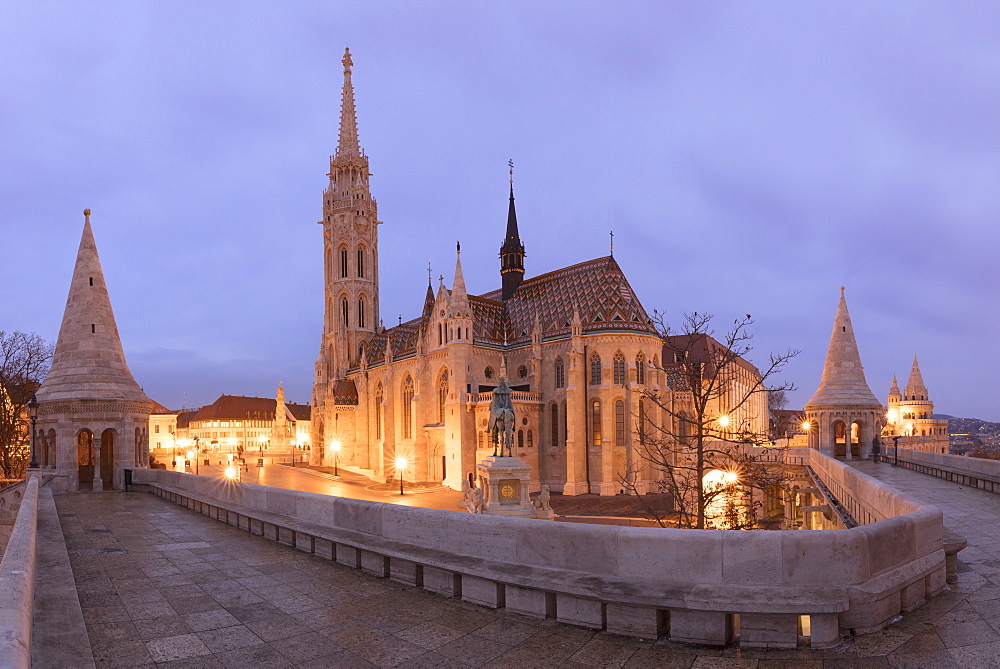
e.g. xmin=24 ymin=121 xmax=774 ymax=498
xmin=48 ymin=460 xmax=1000 ymax=668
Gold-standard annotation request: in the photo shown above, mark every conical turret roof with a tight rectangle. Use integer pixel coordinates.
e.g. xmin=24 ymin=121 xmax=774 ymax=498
xmin=805 ymin=287 xmax=881 ymax=408
xmin=904 ymin=355 xmax=928 ymax=399
xmin=35 ymin=210 xmax=151 ymax=404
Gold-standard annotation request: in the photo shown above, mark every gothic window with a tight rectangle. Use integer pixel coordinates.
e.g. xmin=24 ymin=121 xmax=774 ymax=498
xmin=339 ymin=247 xmax=348 ymax=278
xmin=550 ymin=403 xmax=559 ymax=449
xmin=613 ymin=352 xmax=626 ymax=385
xmin=438 ymin=324 xmax=443 ymax=346
xmin=527 ymin=430 xmax=533 ymax=448
xmin=357 ymin=248 xmax=365 ymax=278
xmin=638 ymin=399 xmax=646 ymax=445
xmin=636 ymin=353 xmax=646 ymax=385
xmin=591 ymin=400 xmax=602 ymax=447
xmin=341 ymin=298 xmax=349 ymax=326
xmin=484 ymin=366 xmax=494 ymax=379
xmin=325 ymin=247 xmax=332 ymax=280
xmin=615 ymin=400 xmax=625 ymax=446
xmin=518 ymin=365 xmax=528 ymax=379
xmin=590 ymin=354 xmax=602 ymax=385
xmin=375 ymin=383 xmax=383 ymax=440
xmin=554 ymin=357 xmax=565 ymax=388
xmin=518 ymin=430 xmax=524 ymax=449
xmin=402 ymin=376 xmax=414 ymax=439
xmin=438 ymin=370 xmax=448 ymax=423
xmin=358 ymin=297 xmax=366 ymax=328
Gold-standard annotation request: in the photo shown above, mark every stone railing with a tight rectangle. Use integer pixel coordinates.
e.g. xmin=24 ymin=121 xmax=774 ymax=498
xmin=470 ymin=391 xmax=543 ymax=404
xmin=0 ymin=473 xmax=39 ymax=669
xmin=878 ymin=446 xmax=1000 ymax=493
xmin=133 ymin=448 xmax=948 ymax=649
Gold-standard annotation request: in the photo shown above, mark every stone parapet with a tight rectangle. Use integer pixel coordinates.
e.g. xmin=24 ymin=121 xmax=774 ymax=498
xmin=0 ymin=474 xmax=39 ymax=669
xmin=134 ymin=447 xmax=950 ymax=649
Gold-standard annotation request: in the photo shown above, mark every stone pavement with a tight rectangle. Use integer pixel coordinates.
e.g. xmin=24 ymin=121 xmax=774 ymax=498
xmin=51 ymin=460 xmax=1000 ymax=668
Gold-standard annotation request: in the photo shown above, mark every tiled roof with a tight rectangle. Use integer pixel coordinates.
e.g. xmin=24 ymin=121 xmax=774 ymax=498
xmin=191 ymin=395 xmax=277 ymax=422
xmin=287 ymin=404 xmax=312 ymax=421
xmin=149 ymin=400 xmax=174 ymax=415
xmin=176 ymin=410 xmax=198 ymax=429
xmin=355 ymin=256 xmax=656 ymax=367
xmin=331 ymin=379 xmax=358 ymax=406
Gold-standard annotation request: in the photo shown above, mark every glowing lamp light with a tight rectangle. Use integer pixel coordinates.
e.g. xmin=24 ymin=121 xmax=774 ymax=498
xmin=717 ymin=415 xmax=730 ymax=427
xmin=801 ymin=421 xmax=811 ymax=432
xmin=186 ymin=450 xmax=195 ymax=461
xmin=331 ymin=440 xmax=342 ymax=454
xmin=224 ymin=466 xmax=238 ymax=480
xmin=395 ymin=456 xmax=408 ymax=471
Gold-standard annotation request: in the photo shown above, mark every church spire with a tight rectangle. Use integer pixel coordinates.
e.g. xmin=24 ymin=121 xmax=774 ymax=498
xmin=500 ymin=160 xmax=525 ymax=300
xmin=336 ymin=48 xmax=360 ymax=158
xmin=806 ymin=287 xmax=881 ymax=408
xmin=904 ymin=355 xmax=928 ymax=400
xmin=36 ymin=210 xmax=150 ymax=404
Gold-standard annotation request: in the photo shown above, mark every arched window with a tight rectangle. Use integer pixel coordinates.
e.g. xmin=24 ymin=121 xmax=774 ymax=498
xmin=357 ymin=247 xmax=365 ymax=278
xmin=550 ymin=403 xmax=559 ymax=449
xmin=402 ymin=376 xmax=414 ymax=439
xmin=340 ymin=247 xmax=348 ymax=278
xmin=590 ymin=354 xmax=602 ymax=385
xmin=325 ymin=247 xmax=332 ymax=280
xmin=527 ymin=430 xmax=533 ymax=448
xmin=615 ymin=400 xmax=625 ymax=446
xmin=636 ymin=353 xmax=646 ymax=385
xmin=438 ymin=370 xmax=448 ymax=423
xmin=358 ymin=297 xmax=366 ymax=328
xmin=613 ymin=352 xmax=626 ymax=385
xmin=341 ymin=298 xmax=349 ymax=326
xmin=438 ymin=324 xmax=443 ymax=346
xmin=518 ymin=430 xmax=524 ymax=449
xmin=375 ymin=382 xmax=383 ymax=440
xmin=591 ymin=400 xmax=602 ymax=447
xmin=638 ymin=399 xmax=646 ymax=445
xmin=555 ymin=357 xmax=565 ymax=388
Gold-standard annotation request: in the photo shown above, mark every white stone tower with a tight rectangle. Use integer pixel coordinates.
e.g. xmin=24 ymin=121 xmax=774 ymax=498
xmin=315 ymin=48 xmax=380 ymax=387
xmin=884 ymin=356 xmax=949 ymax=451
xmin=804 ymin=287 xmax=884 ymax=458
xmin=34 ymin=210 xmax=153 ymax=492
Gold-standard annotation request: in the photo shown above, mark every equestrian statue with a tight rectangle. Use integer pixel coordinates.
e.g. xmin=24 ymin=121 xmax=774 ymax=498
xmin=487 ymin=378 xmax=516 ymax=457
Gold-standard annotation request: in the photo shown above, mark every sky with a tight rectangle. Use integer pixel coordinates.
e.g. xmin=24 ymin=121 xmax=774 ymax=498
xmin=2 ymin=2 xmax=998 ymax=420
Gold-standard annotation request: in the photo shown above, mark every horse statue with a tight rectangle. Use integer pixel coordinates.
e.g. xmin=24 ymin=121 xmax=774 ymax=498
xmin=487 ymin=378 xmax=516 ymax=457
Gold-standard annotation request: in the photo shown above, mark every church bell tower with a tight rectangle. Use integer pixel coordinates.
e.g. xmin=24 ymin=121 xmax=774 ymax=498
xmin=316 ymin=48 xmax=381 ymax=390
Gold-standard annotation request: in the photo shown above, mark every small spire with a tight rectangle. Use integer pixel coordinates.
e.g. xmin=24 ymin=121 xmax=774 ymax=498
xmin=427 ymin=262 xmax=432 ymax=287
xmin=905 ymin=354 xmax=928 ymax=399
xmin=336 ymin=47 xmax=360 ymax=158
xmin=500 ymin=160 xmax=525 ymax=300
xmin=452 ymin=241 xmax=468 ymax=306
xmin=610 ymin=230 xmax=614 ymax=257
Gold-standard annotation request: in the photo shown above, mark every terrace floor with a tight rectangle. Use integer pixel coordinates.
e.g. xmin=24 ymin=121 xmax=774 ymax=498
xmin=35 ymin=459 xmax=1000 ymax=668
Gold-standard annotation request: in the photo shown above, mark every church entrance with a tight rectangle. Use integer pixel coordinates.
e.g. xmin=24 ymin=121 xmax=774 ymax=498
xmin=100 ymin=429 xmax=115 ymax=490
xmin=77 ymin=430 xmax=94 ymax=490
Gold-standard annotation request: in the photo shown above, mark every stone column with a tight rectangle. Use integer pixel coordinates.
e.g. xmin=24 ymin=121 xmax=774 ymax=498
xmin=92 ymin=433 xmax=103 ymax=491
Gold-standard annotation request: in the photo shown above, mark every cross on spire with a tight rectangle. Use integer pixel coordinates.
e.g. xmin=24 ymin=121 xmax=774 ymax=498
xmin=610 ymin=230 xmax=614 ymax=256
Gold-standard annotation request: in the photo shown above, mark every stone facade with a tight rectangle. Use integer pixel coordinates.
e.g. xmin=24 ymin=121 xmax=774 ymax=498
xmin=34 ymin=210 xmax=153 ymax=491
xmin=309 ymin=50 xmax=765 ymax=495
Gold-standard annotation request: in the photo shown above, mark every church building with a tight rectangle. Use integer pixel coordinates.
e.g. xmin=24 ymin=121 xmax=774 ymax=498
xmin=310 ymin=50 xmax=699 ymax=495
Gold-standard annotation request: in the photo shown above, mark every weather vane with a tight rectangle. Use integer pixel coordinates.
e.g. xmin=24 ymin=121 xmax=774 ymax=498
xmin=427 ymin=262 xmax=432 ymax=286
xmin=508 ymin=159 xmax=514 ymax=185
xmin=610 ymin=230 xmax=614 ymax=256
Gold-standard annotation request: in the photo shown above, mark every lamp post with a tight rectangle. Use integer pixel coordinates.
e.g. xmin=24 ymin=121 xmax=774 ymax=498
xmin=893 ymin=435 xmax=900 ymax=466
xmin=27 ymin=395 xmax=38 ymax=470
xmin=396 ymin=456 xmax=408 ymax=495
xmin=331 ymin=440 xmax=341 ymax=476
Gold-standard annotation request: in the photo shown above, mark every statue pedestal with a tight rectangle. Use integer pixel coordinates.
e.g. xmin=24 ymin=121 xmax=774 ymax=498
xmin=476 ymin=456 xmax=555 ymax=520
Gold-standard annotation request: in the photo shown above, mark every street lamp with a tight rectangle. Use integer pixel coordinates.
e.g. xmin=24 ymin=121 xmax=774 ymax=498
xmin=257 ymin=434 xmax=268 ymax=462
xmin=395 ymin=456 xmax=408 ymax=495
xmin=331 ymin=440 xmax=342 ymax=476
xmin=27 ymin=395 xmax=38 ymax=470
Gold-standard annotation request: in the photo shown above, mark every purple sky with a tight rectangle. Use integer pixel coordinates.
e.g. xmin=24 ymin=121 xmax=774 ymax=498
xmin=3 ymin=2 xmax=998 ymax=420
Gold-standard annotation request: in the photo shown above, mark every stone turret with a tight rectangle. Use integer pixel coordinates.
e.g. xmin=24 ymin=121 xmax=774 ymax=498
xmin=804 ymin=287 xmax=883 ymax=458
xmin=34 ymin=210 xmax=153 ymax=491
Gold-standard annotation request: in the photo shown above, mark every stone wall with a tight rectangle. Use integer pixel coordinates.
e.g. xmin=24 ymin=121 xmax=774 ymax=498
xmin=134 ymin=447 xmax=948 ymax=648
xmin=0 ymin=473 xmax=39 ymax=669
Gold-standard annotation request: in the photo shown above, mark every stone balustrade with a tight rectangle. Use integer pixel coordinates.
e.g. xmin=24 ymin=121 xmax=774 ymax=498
xmin=470 ymin=391 xmax=543 ymax=404
xmin=0 ymin=473 xmax=40 ymax=669
xmin=132 ymin=447 xmax=949 ymax=649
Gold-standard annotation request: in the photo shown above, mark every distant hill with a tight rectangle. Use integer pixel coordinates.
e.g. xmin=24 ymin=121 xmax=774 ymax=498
xmin=948 ymin=416 xmax=1000 ymax=435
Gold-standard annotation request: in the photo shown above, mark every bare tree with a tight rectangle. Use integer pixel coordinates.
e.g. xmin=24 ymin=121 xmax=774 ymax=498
xmin=0 ymin=331 xmax=54 ymax=479
xmin=623 ymin=313 xmax=798 ymax=530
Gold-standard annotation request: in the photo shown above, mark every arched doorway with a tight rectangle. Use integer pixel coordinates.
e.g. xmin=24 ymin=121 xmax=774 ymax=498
xmin=832 ymin=421 xmax=847 ymax=457
xmin=77 ymin=430 xmax=94 ymax=489
xmin=100 ymin=429 xmax=115 ymax=490
xmin=430 ymin=443 xmax=445 ymax=482
xmin=850 ymin=421 xmax=863 ymax=458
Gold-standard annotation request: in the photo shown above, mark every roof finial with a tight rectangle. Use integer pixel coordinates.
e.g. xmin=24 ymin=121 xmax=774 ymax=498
xmin=336 ymin=47 xmax=360 ymax=157
xmin=610 ymin=230 xmax=614 ymax=257
xmin=508 ymin=159 xmax=514 ymax=186
xmin=457 ymin=240 xmax=461 ymax=254
xmin=342 ymin=47 xmax=353 ymax=71
xmin=427 ymin=262 xmax=432 ymax=286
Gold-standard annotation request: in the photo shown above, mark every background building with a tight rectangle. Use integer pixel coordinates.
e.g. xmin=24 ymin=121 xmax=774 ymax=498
xmin=884 ymin=356 xmax=949 ymax=453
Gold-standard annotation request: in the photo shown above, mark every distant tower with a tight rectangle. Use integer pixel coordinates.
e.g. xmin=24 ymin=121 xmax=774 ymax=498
xmin=315 ymin=47 xmax=381 ymax=388
xmin=885 ymin=356 xmax=948 ymax=451
xmin=34 ymin=210 xmax=153 ymax=492
xmin=499 ymin=162 xmax=525 ymax=300
xmin=804 ymin=287 xmax=884 ymax=458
